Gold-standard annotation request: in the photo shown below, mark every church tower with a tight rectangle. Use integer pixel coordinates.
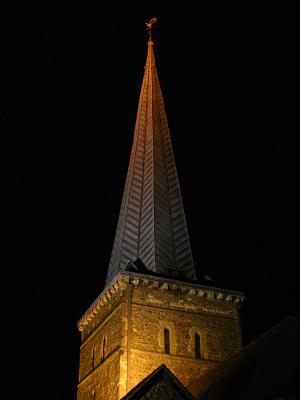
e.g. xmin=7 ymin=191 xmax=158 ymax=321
xmin=77 ymin=22 xmax=244 ymax=400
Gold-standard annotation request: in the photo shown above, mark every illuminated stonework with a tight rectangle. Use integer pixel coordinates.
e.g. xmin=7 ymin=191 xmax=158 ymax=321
xmin=77 ymin=272 xmax=244 ymax=400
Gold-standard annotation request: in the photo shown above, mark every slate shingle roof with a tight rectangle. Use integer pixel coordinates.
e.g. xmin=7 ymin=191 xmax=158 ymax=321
xmin=106 ymin=38 xmax=196 ymax=286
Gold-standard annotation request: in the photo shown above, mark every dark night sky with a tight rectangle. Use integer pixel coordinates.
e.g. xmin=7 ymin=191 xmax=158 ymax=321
xmin=2 ymin=3 xmax=299 ymax=400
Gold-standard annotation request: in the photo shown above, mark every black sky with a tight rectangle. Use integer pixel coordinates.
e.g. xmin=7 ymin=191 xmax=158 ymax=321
xmin=2 ymin=3 xmax=299 ymax=400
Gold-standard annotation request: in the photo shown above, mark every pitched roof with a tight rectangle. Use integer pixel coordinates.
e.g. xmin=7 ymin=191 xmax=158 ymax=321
xmin=121 ymin=364 xmax=195 ymax=400
xmin=188 ymin=313 xmax=300 ymax=400
xmin=106 ymin=36 xmax=196 ymax=286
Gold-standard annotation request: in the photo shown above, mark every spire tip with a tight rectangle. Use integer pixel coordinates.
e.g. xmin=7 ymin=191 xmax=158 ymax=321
xmin=146 ymin=17 xmax=157 ymax=43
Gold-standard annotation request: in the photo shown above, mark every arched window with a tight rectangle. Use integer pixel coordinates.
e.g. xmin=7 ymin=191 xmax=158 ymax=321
xmin=195 ymin=332 xmax=201 ymax=359
xmin=102 ymin=337 xmax=107 ymax=361
xmin=164 ymin=328 xmax=170 ymax=354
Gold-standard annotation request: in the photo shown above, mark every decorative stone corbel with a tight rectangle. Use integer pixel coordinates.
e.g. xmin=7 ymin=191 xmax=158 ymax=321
xmin=160 ymin=283 xmax=169 ymax=290
xmin=131 ymin=278 xmax=140 ymax=287
xmin=216 ymin=292 xmax=224 ymax=300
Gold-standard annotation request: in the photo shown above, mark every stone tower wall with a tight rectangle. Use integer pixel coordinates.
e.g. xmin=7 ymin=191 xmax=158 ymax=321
xmin=77 ymin=305 xmax=123 ymax=400
xmin=77 ymin=274 xmax=244 ymax=400
xmin=77 ymin=350 xmax=120 ymax=400
xmin=127 ymin=282 xmax=241 ymax=390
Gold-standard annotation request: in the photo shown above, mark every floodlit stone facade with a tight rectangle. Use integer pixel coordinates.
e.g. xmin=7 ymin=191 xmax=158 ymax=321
xmin=77 ymin=272 xmax=244 ymax=400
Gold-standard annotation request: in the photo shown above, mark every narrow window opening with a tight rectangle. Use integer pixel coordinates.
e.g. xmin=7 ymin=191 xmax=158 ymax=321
xmin=102 ymin=337 xmax=106 ymax=361
xmin=195 ymin=332 xmax=201 ymax=359
xmin=164 ymin=328 xmax=170 ymax=354
xmin=92 ymin=347 xmax=95 ymax=369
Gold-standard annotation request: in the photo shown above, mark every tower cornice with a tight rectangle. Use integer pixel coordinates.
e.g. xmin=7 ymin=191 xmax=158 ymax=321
xmin=77 ymin=272 xmax=245 ymax=332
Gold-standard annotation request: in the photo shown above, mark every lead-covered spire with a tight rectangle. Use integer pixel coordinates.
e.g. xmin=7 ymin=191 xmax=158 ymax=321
xmin=105 ymin=23 xmax=196 ymax=286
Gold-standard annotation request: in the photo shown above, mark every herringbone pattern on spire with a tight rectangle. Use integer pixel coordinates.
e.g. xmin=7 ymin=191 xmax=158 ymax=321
xmin=106 ymin=40 xmax=196 ymax=286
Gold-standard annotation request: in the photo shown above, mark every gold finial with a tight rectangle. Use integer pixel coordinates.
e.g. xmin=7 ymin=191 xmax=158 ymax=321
xmin=146 ymin=17 xmax=157 ymax=42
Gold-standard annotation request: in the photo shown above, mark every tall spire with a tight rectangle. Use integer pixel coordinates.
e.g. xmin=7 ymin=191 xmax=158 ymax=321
xmin=105 ymin=22 xmax=196 ymax=286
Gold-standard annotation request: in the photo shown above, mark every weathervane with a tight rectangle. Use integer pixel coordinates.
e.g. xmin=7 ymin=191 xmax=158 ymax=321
xmin=146 ymin=17 xmax=157 ymax=42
